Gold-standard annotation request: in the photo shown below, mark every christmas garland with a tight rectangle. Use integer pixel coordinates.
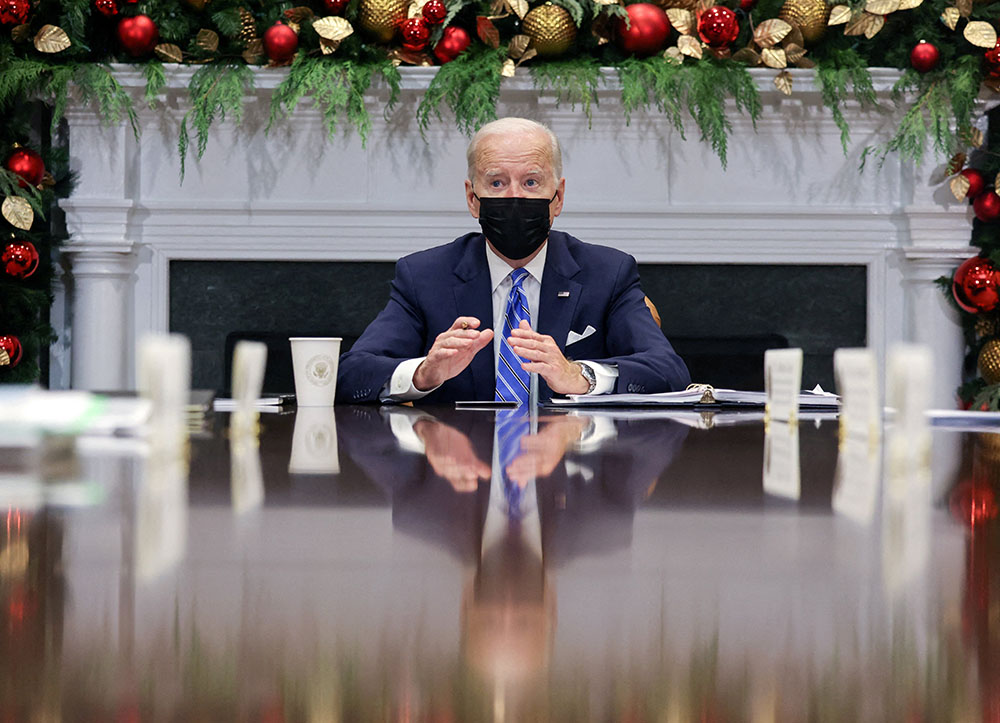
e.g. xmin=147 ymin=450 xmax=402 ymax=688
xmin=1 ymin=0 xmax=999 ymax=386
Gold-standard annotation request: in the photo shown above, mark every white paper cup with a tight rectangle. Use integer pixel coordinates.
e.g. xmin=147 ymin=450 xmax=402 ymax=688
xmin=290 ymin=337 xmax=341 ymax=407
xmin=288 ymin=407 xmax=340 ymax=474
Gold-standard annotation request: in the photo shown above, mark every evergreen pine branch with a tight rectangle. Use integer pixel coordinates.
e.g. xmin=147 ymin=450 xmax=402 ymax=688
xmin=212 ymin=8 xmax=244 ymax=38
xmin=45 ymin=65 xmax=76 ymax=131
xmin=416 ymin=47 xmax=505 ymax=136
xmin=530 ymin=58 xmax=603 ymax=123
xmin=0 ymin=59 xmax=52 ymax=109
xmin=814 ymin=49 xmax=879 ymax=154
xmin=72 ymin=64 xmax=140 ymax=137
xmin=179 ymin=63 xmax=254 ymax=180
xmin=144 ymin=61 xmax=168 ymax=108
xmin=617 ymin=58 xmax=759 ymax=168
xmin=268 ymin=55 xmax=382 ymax=143
xmin=551 ymin=0 xmax=587 ymax=26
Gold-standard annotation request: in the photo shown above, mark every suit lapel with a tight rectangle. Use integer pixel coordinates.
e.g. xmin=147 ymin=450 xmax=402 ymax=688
xmin=454 ymin=236 xmax=495 ymax=399
xmin=538 ymin=233 xmax=582 ymax=357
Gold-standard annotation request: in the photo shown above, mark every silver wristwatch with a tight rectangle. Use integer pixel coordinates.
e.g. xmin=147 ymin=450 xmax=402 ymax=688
xmin=574 ymin=361 xmax=597 ymax=394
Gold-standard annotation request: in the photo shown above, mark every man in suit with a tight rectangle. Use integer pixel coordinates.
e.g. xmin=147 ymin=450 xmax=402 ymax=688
xmin=336 ymin=117 xmax=689 ymax=404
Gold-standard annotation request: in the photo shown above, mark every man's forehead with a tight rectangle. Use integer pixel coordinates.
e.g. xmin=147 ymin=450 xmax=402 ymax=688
xmin=482 ymin=167 xmax=545 ymax=177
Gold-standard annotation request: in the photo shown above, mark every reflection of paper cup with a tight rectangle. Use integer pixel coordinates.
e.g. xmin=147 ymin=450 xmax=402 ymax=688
xmin=289 ymin=407 xmax=340 ymax=474
xmin=290 ymin=337 xmax=341 ymax=407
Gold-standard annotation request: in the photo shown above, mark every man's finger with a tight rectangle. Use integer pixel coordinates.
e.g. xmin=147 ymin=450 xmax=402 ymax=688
xmin=449 ymin=316 xmax=481 ymax=331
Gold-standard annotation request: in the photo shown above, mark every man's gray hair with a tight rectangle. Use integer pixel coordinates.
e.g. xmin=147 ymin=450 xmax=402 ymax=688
xmin=466 ymin=118 xmax=563 ymax=182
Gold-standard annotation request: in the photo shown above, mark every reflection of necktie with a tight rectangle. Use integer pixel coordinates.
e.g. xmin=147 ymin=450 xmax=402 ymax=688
xmin=496 ymin=267 xmax=531 ymax=407
xmin=496 ymin=409 xmax=530 ymax=520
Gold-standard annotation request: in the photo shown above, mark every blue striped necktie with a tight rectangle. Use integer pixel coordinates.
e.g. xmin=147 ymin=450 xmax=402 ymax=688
xmin=496 ymin=409 xmax=530 ymax=520
xmin=495 ymin=267 xmax=531 ymax=407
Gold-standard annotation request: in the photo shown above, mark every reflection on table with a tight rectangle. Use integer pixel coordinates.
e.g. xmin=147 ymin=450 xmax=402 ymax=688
xmin=0 ymin=403 xmax=990 ymax=720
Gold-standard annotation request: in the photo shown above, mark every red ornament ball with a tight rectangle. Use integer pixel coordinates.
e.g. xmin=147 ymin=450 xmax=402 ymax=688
xmin=401 ymin=17 xmax=430 ymax=51
xmin=2 ymin=241 xmax=39 ymax=279
xmin=4 ymin=148 xmax=45 ymax=189
xmin=953 ymin=256 xmax=1000 ymax=313
xmin=422 ymin=0 xmax=447 ymax=24
xmin=697 ymin=6 xmax=739 ymax=48
xmin=117 ymin=15 xmax=159 ymax=57
xmin=323 ymin=0 xmax=348 ymax=14
xmin=433 ymin=25 xmax=471 ymax=64
xmin=617 ymin=4 xmax=671 ymax=57
xmin=0 ymin=336 xmax=22 ymax=367
xmin=263 ymin=22 xmax=298 ymax=63
xmin=962 ymin=168 xmax=987 ymax=200
xmin=949 ymin=480 xmax=998 ymax=528
xmin=94 ymin=0 xmax=118 ymax=16
xmin=986 ymin=41 xmax=1000 ymax=77
xmin=0 ymin=0 xmax=30 ymax=26
xmin=909 ymin=40 xmax=939 ymax=73
xmin=975 ymin=190 xmax=1000 ymax=223
xmin=739 ymin=0 xmax=756 ymax=10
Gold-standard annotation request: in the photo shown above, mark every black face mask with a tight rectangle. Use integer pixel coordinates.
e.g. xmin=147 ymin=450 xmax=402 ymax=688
xmin=474 ymin=193 xmax=556 ymax=260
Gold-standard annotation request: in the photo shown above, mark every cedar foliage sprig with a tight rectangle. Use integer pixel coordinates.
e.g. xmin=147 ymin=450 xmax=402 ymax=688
xmin=618 ymin=57 xmax=760 ymax=169
xmin=179 ymin=63 xmax=254 ymax=180
xmin=530 ymin=59 xmax=603 ymax=123
xmin=417 ymin=46 xmax=505 ymax=136
xmin=814 ymin=49 xmax=879 ymax=154
xmin=268 ymin=54 xmax=401 ymax=144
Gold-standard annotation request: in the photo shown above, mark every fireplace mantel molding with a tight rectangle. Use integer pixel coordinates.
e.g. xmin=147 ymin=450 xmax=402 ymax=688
xmin=54 ymin=65 xmax=984 ymax=406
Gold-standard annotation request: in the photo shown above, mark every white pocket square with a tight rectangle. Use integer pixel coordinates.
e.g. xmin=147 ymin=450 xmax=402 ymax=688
xmin=566 ymin=325 xmax=597 ymax=346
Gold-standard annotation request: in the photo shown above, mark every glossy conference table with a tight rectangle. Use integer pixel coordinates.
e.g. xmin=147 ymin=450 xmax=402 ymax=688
xmin=0 ymin=403 xmax=993 ymax=720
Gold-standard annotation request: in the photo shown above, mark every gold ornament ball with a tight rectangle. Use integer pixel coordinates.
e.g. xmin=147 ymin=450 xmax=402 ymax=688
xmin=980 ymin=338 xmax=1000 ymax=385
xmin=523 ymin=3 xmax=577 ymax=58
xmin=778 ymin=0 xmax=830 ymax=46
xmin=358 ymin=0 xmax=408 ymax=43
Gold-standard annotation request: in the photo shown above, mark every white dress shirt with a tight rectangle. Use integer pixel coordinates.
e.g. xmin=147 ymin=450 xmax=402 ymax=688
xmin=384 ymin=241 xmax=617 ymax=402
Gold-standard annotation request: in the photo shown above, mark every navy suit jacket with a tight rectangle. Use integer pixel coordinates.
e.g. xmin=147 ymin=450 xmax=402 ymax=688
xmin=336 ymin=230 xmax=690 ymax=404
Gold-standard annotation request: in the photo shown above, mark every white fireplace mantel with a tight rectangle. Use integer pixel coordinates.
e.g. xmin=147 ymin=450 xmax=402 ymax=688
xmin=53 ymin=65 xmax=982 ymax=405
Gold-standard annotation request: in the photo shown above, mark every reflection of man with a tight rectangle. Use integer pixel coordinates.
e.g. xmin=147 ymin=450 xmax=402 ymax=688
xmin=336 ymin=117 xmax=689 ymax=405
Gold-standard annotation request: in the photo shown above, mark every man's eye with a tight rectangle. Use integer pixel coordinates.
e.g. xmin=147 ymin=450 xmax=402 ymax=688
xmin=525 ymin=179 xmax=538 ymax=187
xmin=491 ymin=180 xmax=502 ymax=187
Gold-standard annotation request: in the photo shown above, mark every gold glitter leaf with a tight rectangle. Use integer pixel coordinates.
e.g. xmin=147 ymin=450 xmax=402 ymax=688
xmin=896 ymin=0 xmax=922 ymax=9
xmin=196 ymin=29 xmax=219 ymax=52
xmin=971 ymin=127 xmax=985 ymax=148
xmin=774 ymin=70 xmax=793 ymax=95
xmin=844 ymin=12 xmax=875 ymax=36
xmin=956 ymin=0 xmax=972 ymax=16
xmin=33 ymin=25 xmax=70 ymax=53
xmin=313 ymin=16 xmax=354 ymax=41
xmin=784 ymin=42 xmax=806 ymax=63
xmin=754 ymin=18 xmax=792 ymax=47
xmin=666 ymin=8 xmax=695 ymax=34
xmin=964 ymin=20 xmax=996 ymax=47
xmin=863 ymin=13 xmax=884 ymax=38
xmin=732 ymin=47 xmax=761 ymax=65
xmin=761 ymin=46 xmax=787 ymax=68
xmin=941 ymin=6 xmax=960 ymax=29
xmin=0 ymin=348 xmax=8 ymax=366
xmin=501 ymin=58 xmax=516 ymax=76
xmin=284 ymin=6 xmax=315 ymax=22
xmin=154 ymin=43 xmax=184 ymax=62
xmin=678 ymin=34 xmax=703 ymax=58
xmin=865 ymin=0 xmax=898 ymax=13
xmin=319 ymin=37 xmax=340 ymax=53
xmin=664 ymin=46 xmax=684 ymax=64
xmin=508 ymin=33 xmax=530 ymax=58
xmin=11 ymin=24 xmax=29 ymax=42
xmin=517 ymin=47 xmax=537 ymax=64
xmin=950 ymin=173 xmax=971 ymax=201
xmin=509 ymin=0 xmax=529 ymax=16
xmin=828 ymin=5 xmax=852 ymax=24
xmin=948 ymin=152 xmax=967 ymax=175
xmin=2 ymin=197 xmax=33 ymax=230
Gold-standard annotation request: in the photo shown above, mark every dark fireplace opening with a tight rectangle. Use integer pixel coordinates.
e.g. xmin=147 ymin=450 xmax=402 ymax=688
xmin=170 ymin=260 xmax=867 ymax=395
